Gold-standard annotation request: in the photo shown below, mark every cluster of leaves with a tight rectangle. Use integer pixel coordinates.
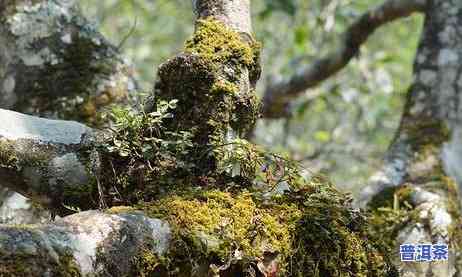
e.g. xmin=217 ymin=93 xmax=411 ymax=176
xmin=104 ymin=99 xmax=192 ymax=159
xmin=99 ymin=99 xmax=196 ymax=203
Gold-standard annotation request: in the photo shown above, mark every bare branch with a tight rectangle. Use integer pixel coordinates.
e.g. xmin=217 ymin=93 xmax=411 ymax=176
xmin=262 ymin=0 xmax=427 ymax=118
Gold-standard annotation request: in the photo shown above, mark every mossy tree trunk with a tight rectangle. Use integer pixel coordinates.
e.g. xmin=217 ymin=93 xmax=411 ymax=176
xmin=0 ymin=0 xmax=277 ymax=275
xmin=359 ymin=0 xmax=462 ymax=276
xmin=0 ymin=0 xmax=445 ymax=276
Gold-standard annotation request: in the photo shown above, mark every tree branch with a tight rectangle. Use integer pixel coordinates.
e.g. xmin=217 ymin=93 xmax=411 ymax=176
xmin=262 ymin=0 xmax=427 ymax=118
xmin=0 ymin=108 xmax=101 ymax=215
xmin=0 ymin=0 xmax=137 ymax=126
xmin=0 ymin=210 xmax=171 ymax=276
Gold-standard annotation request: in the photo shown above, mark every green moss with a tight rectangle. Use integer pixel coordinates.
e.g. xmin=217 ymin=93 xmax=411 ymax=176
xmin=366 ymin=169 xmax=461 ymax=269
xmin=151 ymin=18 xmax=261 ymax=175
xmin=367 ymin=185 xmax=413 ymax=211
xmin=95 ymin=16 xmax=394 ymax=277
xmin=0 ymin=139 xmax=17 ymax=169
xmin=184 ymin=18 xmax=257 ymax=70
xmin=107 ymin=206 xmax=136 ymax=214
xmin=142 ymin=190 xmax=298 ymax=260
xmin=0 ymin=250 xmax=81 ymax=277
xmin=132 ymin=183 xmax=395 ymax=276
xmin=132 ymin=247 xmax=164 ymax=277
xmin=60 ymin=182 xmax=96 ymax=213
xmin=58 ymin=252 xmax=81 ymax=277
xmin=0 ymin=139 xmax=53 ymax=170
xmin=210 ymin=80 xmax=239 ymax=95
xmin=401 ymin=116 xmax=450 ymax=149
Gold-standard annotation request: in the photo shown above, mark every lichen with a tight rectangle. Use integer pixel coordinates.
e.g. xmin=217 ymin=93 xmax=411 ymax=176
xmin=4 ymin=0 xmax=130 ymax=127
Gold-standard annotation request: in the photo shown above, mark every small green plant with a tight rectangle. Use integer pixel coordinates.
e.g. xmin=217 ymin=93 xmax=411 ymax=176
xmin=104 ymin=99 xmax=192 ymax=159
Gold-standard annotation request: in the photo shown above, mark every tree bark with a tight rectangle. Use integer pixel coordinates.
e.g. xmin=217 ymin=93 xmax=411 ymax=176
xmin=5 ymin=0 xmax=457 ymax=275
xmin=0 ymin=210 xmax=171 ymax=276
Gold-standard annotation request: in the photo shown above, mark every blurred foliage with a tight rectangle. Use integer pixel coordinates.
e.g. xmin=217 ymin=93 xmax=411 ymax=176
xmin=80 ymin=0 xmax=423 ymax=195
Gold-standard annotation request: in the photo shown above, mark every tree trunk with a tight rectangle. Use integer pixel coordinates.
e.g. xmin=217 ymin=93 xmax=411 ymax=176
xmin=360 ymin=0 xmax=462 ymax=276
xmin=5 ymin=0 xmax=458 ymax=276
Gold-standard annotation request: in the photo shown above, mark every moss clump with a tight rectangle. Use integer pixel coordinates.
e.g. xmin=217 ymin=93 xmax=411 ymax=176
xmin=210 ymin=80 xmax=239 ymax=95
xmin=95 ymin=16 xmax=394 ymax=277
xmin=131 ymin=182 xmax=395 ymax=276
xmin=132 ymin=247 xmax=166 ymax=277
xmin=184 ymin=19 xmax=258 ymax=70
xmin=99 ymin=102 xmax=395 ymax=276
xmin=0 ymin=139 xmax=17 ymax=169
xmin=367 ymin=185 xmax=413 ymax=211
xmin=107 ymin=206 xmax=136 ymax=214
xmin=366 ymin=169 xmax=461 ymax=270
xmin=141 ymin=190 xmax=298 ymax=264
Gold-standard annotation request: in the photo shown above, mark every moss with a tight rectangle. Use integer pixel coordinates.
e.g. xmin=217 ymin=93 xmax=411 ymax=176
xmin=132 ymin=184 xmax=395 ymax=276
xmin=99 ymin=108 xmax=395 ymax=275
xmin=366 ymin=167 xmax=461 ymax=270
xmin=141 ymin=190 xmax=297 ymax=260
xmin=58 ymin=252 xmax=81 ymax=277
xmin=131 ymin=246 xmax=166 ymax=277
xmin=1 ymin=0 xmax=44 ymax=20
xmin=0 ymin=250 xmax=81 ymax=277
xmin=12 ymin=13 xmax=127 ymax=127
xmin=367 ymin=185 xmax=413 ymax=211
xmin=401 ymin=116 xmax=450 ymax=149
xmin=60 ymin=181 xmax=96 ymax=214
xmin=95 ymin=16 xmax=394 ymax=277
xmin=0 ymin=139 xmax=53 ymax=170
xmin=184 ymin=18 xmax=256 ymax=70
xmin=107 ymin=206 xmax=136 ymax=214
xmin=152 ymin=18 xmax=261 ymax=175
xmin=0 ymin=139 xmax=17 ymax=169
xmin=210 ymin=80 xmax=239 ymax=95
